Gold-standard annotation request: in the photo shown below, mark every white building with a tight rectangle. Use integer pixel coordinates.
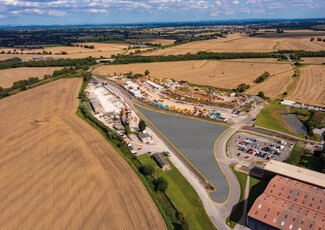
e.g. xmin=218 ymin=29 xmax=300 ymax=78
xmin=280 ymin=100 xmax=295 ymax=106
xmin=145 ymin=80 xmax=164 ymax=91
xmin=124 ymin=81 xmax=139 ymax=90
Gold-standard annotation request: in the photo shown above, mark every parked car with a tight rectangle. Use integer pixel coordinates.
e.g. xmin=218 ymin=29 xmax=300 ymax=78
xmin=245 ymin=156 xmax=250 ymax=159
xmin=137 ymin=147 xmax=142 ymax=150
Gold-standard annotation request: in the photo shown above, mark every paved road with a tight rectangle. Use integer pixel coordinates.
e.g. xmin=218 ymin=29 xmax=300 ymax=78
xmin=94 ymin=76 xmax=253 ymax=229
xmin=134 ymin=103 xmax=230 ymax=203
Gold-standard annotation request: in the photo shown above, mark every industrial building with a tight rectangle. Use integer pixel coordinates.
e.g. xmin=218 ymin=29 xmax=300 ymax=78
xmin=145 ymin=80 xmax=164 ymax=91
xmin=124 ymin=81 xmax=139 ymax=90
xmin=263 ymin=160 xmax=325 ymax=188
xmin=247 ymin=175 xmax=325 ymax=230
xmin=152 ymin=153 xmax=171 ymax=171
xmin=89 ymin=98 xmax=103 ymax=114
xmin=138 ymin=132 xmax=151 ymax=142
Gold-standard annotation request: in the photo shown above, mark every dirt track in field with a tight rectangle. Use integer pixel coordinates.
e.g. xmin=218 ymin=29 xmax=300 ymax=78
xmin=286 ymin=65 xmax=325 ymax=106
xmin=0 ymin=79 xmax=166 ymax=230
xmin=0 ymin=67 xmax=62 ymax=88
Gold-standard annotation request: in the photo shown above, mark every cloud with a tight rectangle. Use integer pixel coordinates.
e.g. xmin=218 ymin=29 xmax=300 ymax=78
xmin=85 ymin=8 xmax=108 ymax=13
xmin=48 ymin=9 xmax=66 ymax=16
xmin=233 ymin=0 xmax=239 ymax=4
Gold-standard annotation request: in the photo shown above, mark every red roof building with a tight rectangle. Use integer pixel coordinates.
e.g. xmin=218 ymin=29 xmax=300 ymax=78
xmin=247 ymin=175 xmax=325 ymax=230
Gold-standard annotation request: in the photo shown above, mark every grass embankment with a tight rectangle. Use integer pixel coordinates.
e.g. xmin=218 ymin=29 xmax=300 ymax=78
xmin=226 ymin=166 xmax=247 ymax=228
xmin=138 ymin=154 xmax=217 ymax=230
xmin=255 ymin=101 xmax=320 ymax=141
xmin=287 ymin=145 xmax=325 ymax=173
xmin=247 ymin=177 xmax=268 ymax=213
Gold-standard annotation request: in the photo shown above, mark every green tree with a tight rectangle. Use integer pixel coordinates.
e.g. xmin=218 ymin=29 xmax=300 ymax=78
xmin=236 ymin=83 xmax=250 ymax=93
xmin=144 ymin=69 xmax=150 ymax=75
xmin=139 ymin=165 xmax=155 ymax=175
xmin=155 ymin=177 xmax=168 ymax=192
xmin=124 ymin=125 xmax=131 ymax=135
xmin=138 ymin=120 xmax=146 ymax=131
xmin=258 ymin=91 xmax=265 ymax=98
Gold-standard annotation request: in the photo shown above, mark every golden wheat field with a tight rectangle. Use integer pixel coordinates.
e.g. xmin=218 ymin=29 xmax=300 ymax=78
xmin=246 ymin=70 xmax=294 ymax=98
xmin=301 ymin=57 xmax=325 ymax=64
xmin=0 ymin=79 xmax=166 ymax=230
xmin=127 ymin=39 xmax=176 ymax=45
xmin=93 ymin=59 xmax=292 ymax=89
xmin=0 ymin=67 xmax=62 ymax=88
xmin=286 ymin=65 xmax=325 ymax=106
xmin=141 ymin=31 xmax=325 ymax=56
xmin=0 ymin=42 xmax=128 ymax=59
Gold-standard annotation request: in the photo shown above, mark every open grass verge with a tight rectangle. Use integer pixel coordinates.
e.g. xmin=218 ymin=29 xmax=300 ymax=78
xmin=287 ymin=145 xmax=325 ymax=173
xmin=287 ymin=145 xmax=305 ymax=165
xmin=138 ymin=154 xmax=217 ymax=230
xmin=226 ymin=166 xmax=247 ymax=228
xmin=255 ymin=101 xmax=319 ymax=141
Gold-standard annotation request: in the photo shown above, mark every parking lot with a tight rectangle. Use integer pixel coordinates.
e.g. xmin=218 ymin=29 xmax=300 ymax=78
xmin=228 ymin=132 xmax=293 ymax=163
xmin=134 ymin=103 xmax=230 ymax=204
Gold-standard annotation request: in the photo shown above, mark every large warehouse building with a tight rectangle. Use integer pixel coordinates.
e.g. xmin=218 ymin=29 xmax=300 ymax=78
xmin=248 ymin=162 xmax=325 ymax=230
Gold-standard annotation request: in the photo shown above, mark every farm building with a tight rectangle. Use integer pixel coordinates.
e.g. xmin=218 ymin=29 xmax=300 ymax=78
xmin=263 ymin=160 xmax=325 ymax=188
xmin=247 ymin=175 xmax=325 ymax=230
xmin=152 ymin=153 xmax=171 ymax=171
xmin=138 ymin=132 xmax=151 ymax=142
xmin=145 ymin=80 xmax=164 ymax=91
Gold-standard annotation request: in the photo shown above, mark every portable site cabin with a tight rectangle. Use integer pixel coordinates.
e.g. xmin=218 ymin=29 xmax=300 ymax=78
xmin=152 ymin=153 xmax=171 ymax=171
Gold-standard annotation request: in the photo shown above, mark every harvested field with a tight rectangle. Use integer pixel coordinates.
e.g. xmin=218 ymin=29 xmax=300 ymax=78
xmin=286 ymin=65 xmax=325 ymax=106
xmin=94 ymin=60 xmax=292 ymax=89
xmin=0 ymin=79 xmax=166 ymax=230
xmin=127 ymin=39 xmax=176 ymax=45
xmin=246 ymin=70 xmax=294 ymax=98
xmin=0 ymin=42 xmax=128 ymax=59
xmin=0 ymin=67 xmax=62 ymax=88
xmin=141 ymin=31 xmax=325 ymax=56
xmin=301 ymin=57 xmax=325 ymax=64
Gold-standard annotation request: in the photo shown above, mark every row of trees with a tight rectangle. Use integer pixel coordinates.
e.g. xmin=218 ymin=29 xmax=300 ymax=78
xmin=111 ymin=50 xmax=325 ymax=65
xmin=0 ymin=67 xmax=90 ymax=99
xmin=254 ymin=71 xmax=270 ymax=83
xmin=0 ymin=57 xmax=97 ymax=70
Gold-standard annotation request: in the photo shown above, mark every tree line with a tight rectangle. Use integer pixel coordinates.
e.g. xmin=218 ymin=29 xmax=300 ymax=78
xmin=0 ymin=57 xmax=97 ymax=70
xmin=111 ymin=50 xmax=325 ymax=65
xmin=0 ymin=67 xmax=90 ymax=99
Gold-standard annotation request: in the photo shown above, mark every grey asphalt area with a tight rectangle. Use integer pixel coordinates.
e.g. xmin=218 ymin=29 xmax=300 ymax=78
xmin=134 ymin=104 xmax=230 ymax=203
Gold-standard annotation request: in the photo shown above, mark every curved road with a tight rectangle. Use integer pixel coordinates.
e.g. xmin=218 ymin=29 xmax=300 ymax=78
xmin=94 ymin=76 xmax=251 ymax=230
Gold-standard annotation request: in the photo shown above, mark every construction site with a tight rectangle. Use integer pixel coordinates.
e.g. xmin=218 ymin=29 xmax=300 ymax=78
xmin=109 ymin=75 xmax=255 ymax=124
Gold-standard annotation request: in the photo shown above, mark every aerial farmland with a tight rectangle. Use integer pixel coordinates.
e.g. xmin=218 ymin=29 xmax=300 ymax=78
xmin=93 ymin=59 xmax=292 ymax=90
xmin=0 ymin=67 xmax=62 ymax=88
xmin=0 ymin=79 xmax=166 ymax=230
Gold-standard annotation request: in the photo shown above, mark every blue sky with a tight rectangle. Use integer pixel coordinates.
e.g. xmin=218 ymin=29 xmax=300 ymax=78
xmin=0 ymin=0 xmax=324 ymax=25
